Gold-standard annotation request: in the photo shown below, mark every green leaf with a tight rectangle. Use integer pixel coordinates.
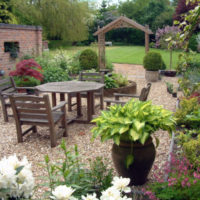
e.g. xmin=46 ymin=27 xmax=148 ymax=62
xmin=119 ymin=126 xmax=129 ymax=134
xmin=113 ymin=135 xmax=120 ymax=145
xmin=130 ymin=128 xmax=140 ymax=141
xmin=15 ymin=166 xmax=24 ymax=175
xmin=140 ymin=132 xmax=149 ymax=145
xmin=155 ymin=136 xmax=160 ymax=148
xmin=134 ymin=120 xmax=145 ymax=132
xmin=125 ymin=154 xmax=134 ymax=169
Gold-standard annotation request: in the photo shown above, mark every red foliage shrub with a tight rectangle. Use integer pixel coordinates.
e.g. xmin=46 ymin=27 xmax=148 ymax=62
xmin=9 ymin=59 xmax=43 ymax=81
xmin=173 ymin=0 xmax=198 ymax=21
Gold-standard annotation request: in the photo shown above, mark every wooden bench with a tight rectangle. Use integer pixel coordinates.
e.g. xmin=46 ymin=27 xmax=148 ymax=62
xmin=105 ymin=41 xmax=112 ymax=46
xmin=105 ymin=83 xmax=151 ymax=107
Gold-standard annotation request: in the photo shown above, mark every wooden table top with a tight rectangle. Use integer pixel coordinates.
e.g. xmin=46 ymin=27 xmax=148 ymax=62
xmin=36 ymin=80 xmax=104 ymax=94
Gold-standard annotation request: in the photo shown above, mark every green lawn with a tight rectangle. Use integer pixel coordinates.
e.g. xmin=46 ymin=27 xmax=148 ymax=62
xmin=106 ymin=46 xmax=200 ymax=69
xmin=50 ymin=45 xmax=200 ymax=69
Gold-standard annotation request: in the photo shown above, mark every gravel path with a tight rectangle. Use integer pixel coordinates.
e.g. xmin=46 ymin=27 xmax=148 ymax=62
xmin=0 ymin=64 xmax=179 ymax=198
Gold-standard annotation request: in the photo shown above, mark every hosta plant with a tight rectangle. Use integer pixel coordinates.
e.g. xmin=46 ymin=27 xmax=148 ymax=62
xmin=92 ymin=99 xmax=175 ymax=146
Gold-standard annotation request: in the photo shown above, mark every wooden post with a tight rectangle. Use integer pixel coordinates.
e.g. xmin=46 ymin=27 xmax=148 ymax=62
xmin=145 ymin=25 xmax=149 ymax=54
xmin=98 ymin=33 xmax=106 ymax=69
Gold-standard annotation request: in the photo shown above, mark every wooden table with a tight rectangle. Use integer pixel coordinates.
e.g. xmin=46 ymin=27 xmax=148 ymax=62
xmin=36 ymin=81 xmax=104 ymax=123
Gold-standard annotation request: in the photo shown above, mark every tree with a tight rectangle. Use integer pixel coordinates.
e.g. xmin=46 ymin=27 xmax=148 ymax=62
xmin=0 ymin=0 xmax=17 ymax=24
xmin=11 ymin=0 xmax=91 ymax=42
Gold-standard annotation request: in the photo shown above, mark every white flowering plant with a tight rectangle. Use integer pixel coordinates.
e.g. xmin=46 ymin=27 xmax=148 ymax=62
xmin=51 ymin=176 xmax=132 ymax=200
xmin=0 ymin=154 xmax=35 ymax=200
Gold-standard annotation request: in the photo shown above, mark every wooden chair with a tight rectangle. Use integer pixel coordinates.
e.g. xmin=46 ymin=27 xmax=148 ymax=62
xmin=68 ymin=72 xmax=104 ymax=111
xmin=105 ymin=83 xmax=151 ymax=107
xmin=0 ymin=77 xmax=36 ymax=122
xmin=9 ymin=94 xmax=68 ymax=148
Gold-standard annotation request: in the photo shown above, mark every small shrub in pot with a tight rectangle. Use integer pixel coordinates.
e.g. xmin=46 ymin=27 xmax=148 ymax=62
xmin=143 ymin=52 xmax=163 ymax=82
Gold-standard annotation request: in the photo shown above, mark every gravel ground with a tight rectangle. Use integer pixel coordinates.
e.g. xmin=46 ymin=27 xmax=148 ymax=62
xmin=0 ymin=64 xmax=179 ymax=198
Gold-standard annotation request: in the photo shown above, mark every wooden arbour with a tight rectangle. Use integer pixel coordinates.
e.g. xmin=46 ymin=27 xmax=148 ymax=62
xmin=93 ymin=16 xmax=153 ymax=69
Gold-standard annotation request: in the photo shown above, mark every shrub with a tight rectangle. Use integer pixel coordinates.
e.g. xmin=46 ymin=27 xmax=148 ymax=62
xmin=145 ymin=154 xmax=200 ymax=200
xmin=188 ymin=34 xmax=198 ymax=51
xmin=44 ymin=140 xmax=113 ymax=199
xmin=112 ymin=73 xmax=128 ymax=87
xmin=42 ymin=66 xmax=70 ymax=83
xmin=105 ymin=59 xmax=114 ymax=71
xmin=67 ymin=51 xmax=81 ymax=75
xmin=155 ymin=26 xmax=180 ymax=49
xmin=174 ymin=97 xmax=200 ymax=127
xmin=9 ymin=59 xmax=43 ymax=86
xmin=143 ymin=52 xmax=163 ymax=71
xmin=104 ymin=75 xmax=118 ymax=89
xmin=79 ymin=49 xmax=98 ymax=70
xmin=183 ymin=135 xmax=200 ymax=168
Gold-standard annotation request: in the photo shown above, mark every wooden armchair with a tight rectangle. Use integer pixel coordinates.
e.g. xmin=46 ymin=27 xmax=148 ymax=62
xmin=105 ymin=83 xmax=151 ymax=107
xmin=68 ymin=72 xmax=104 ymax=111
xmin=0 ymin=77 xmax=36 ymax=122
xmin=9 ymin=94 xmax=68 ymax=148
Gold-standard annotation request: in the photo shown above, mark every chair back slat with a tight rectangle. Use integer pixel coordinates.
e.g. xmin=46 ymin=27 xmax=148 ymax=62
xmin=139 ymin=83 xmax=151 ymax=101
xmin=0 ymin=78 xmax=13 ymax=92
xmin=9 ymin=95 xmax=52 ymax=123
xmin=79 ymin=72 xmax=104 ymax=83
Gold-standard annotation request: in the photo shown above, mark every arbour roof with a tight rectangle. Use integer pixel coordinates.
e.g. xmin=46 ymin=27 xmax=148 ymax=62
xmin=93 ymin=16 xmax=153 ymax=36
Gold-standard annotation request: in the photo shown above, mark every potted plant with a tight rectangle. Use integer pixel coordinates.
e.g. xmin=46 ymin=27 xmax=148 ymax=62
xmin=143 ymin=52 xmax=164 ymax=82
xmin=91 ymin=99 xmax=175 ymax=186
xmin=165 ymin=82 xmax=173 ymax=94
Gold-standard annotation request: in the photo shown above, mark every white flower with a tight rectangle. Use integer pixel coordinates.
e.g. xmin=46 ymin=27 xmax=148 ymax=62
xmin=82 ymin=193 xmax=98 ymax=200
xmin=52 ymin=185 xmax=75 ymax=200
xmin=0 ymin=155 xmax=34 ymax=199
xmin=111 ymin=177 xmax=131 ymax=193
xmin=100 ymin=186 xmax=121 ymax=200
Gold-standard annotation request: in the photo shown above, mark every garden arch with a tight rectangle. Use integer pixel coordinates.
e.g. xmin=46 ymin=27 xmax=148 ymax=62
xmin=93 ymin=16 xmax=153 ymax=69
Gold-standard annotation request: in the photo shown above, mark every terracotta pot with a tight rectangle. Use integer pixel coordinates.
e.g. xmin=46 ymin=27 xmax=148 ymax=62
xmin=112 ymin=137 xmax=156 ymax=186
xmin=145 ymin=70 xmax=159 ymax=82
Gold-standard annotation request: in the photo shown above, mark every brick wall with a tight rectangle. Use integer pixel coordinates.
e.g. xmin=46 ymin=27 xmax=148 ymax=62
xmin=0 ymin=24 xmax=42 ymax=75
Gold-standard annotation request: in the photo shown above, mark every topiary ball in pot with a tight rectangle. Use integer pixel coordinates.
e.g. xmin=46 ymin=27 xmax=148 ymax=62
xmin=143 ymin=52 xmax=163 ymax=82
xmin=79 ymin=49 xmax=98 ymax=70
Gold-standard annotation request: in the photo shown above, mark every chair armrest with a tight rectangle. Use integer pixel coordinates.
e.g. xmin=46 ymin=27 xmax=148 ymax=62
xmin=114 ymin=93 xmax=140 ymax=98
xmin=52 ymin=101 xmax=67 ymax=111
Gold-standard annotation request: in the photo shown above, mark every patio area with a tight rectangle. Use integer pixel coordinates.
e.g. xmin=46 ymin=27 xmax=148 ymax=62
xmin=0 ymin=64 xmax=178 ymax=197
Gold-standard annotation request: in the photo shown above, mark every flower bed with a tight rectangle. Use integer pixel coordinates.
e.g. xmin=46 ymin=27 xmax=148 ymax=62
xmin=104 ymin=80 xmax=137 ymax=97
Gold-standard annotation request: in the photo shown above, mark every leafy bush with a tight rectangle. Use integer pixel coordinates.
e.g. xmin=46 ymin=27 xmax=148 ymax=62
xmin=67 ymin=51 xmax=81 ymax=75
xmin=44 ymin=140 xmax=113 ymax=199
xmin=42 ymin=66 xmax=70 ymax=83
xmin=104 ymin=73 xmax=128 ymax=89
xmin=112 ymin=73 xmax=128 ymax=87
xmin=181 ymin=135 xmax=200 ymax=168
xmin=9 ymin=59 xmax=43 ymax=86
xmin=174 ymin=97 xmax=200 ymax=128
xmin=188 ymin=34 xmax=198 ymax=51
xmin=105 ymin=59 xmax=114 ymax=71
xmin=143 ymin=52 xmax=163 ymax=71
xmin=178 ymin=67 xmax=200 ymax=97
xmin=79 ymin=49 xmax=98 ymax=70
xmin=104 ymin=75 xmax=118 ymax=89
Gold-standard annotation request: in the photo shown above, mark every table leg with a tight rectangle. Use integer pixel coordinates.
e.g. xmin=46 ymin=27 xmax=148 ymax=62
xmin=91 ymin=93 xmax=95 ymax=115
xmin=60 ymin=93 xmax=65 ymax=101
xmin=52 ymin=92 xmax=56 ymax=106
xmin=76 ymin=93 xmax=82 ymax=117
xmin=87 ymin=91 xmax=93 ymax=122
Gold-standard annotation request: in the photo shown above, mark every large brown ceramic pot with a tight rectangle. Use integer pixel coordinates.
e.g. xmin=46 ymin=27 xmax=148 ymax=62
xmin=112 ymin=137 xmax=156 ymax=186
